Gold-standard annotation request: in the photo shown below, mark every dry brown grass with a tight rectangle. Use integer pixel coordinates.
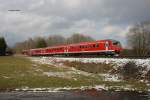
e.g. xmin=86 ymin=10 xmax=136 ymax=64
xmin=145 ymin=70 xmax=150 ymax=81
xmin=62 ymin=61 xmax=114 ymax=74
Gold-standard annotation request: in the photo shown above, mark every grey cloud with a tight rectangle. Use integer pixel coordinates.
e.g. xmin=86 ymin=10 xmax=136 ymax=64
xmin=0 ymin=0 xmax=150 ymax=46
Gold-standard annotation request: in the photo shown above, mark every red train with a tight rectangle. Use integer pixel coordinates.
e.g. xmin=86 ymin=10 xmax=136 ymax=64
xmin=22 ymin=39 xmax=123 ymax=56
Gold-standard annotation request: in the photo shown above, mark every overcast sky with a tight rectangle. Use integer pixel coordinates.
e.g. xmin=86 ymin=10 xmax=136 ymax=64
xmin=0 ymin=0 xmax=150 ymax=46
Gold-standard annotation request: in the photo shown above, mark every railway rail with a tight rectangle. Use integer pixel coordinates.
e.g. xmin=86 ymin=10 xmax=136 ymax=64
xmin=33 ymin=55 xmax=150 ymax=59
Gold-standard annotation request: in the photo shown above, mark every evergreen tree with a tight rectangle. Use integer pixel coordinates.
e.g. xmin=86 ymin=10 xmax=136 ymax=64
xmin=35 ymin=37 xmax=47 ymax=48
xmin=0 ymin=37 xmax=7 ymax=55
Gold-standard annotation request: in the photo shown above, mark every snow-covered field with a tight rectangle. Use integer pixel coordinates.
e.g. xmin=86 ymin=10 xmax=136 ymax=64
xmin=31 ymin=57 xmax=150 ymax=73
xmin=31 ymin=57 xmax=150 ymax=66
xmin=31 ymin=57 xmax=126 ymax=82
xmin=28 ymin=57 xmax=150 ymax=92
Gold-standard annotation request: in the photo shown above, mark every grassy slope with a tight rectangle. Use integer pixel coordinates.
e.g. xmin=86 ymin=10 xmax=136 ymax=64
xmin=0 ymin=56 xmax=149 ymax=91
xmin=0 ymin=56 xmax=103 ymax=90
xmin=62 ymin=61 xmax=150 ymax=91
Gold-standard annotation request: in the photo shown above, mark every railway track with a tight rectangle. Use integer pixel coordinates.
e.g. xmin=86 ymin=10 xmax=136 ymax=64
xmin=37 ymin=55 xmax=150 ymax=59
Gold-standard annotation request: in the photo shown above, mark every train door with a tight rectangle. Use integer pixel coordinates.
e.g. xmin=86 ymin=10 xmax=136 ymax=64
xmin=64 ymin=46 xmax=68 ymax=53
xmin=64 ymin=46 xmax=69 ymax=56
xmin=41 ymin=49 xmax=44 ymax=54
xmin=105 ymin=42 xmax=109 ymax=51
xmin=65 ymin=46 xmax=69 ymax=53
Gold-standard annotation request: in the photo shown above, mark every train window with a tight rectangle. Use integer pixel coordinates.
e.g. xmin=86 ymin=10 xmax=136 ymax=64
xmin=113 ymin=42 xmax=118 ymax=45
xmin=105 ymin=42 xmax=109 ymax=48
xmin=85 ymin=45 xmax=87 ymax=48
xmin=113 ymin=42 xmax=121 ymax=47
xmin=112 ymin=40 xmax=121 ymax=47
xmin=93 ymin=44 xmax=95 ymax=48
xmin=96 ymin=44 xmax=99 ymax=48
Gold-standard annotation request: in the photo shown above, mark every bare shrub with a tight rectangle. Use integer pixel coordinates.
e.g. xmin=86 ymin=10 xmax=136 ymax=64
xmin=120 ymin=61 xmax=142 ymax=80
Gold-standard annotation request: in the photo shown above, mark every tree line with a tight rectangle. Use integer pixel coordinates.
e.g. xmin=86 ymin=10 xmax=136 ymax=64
xmin=1 ymin=22 xmax=150 ymax=56
xmin=14 ymin=33 xmax=94 ymax=53
xmin=14 ymin=22 xmax=150 ymax=56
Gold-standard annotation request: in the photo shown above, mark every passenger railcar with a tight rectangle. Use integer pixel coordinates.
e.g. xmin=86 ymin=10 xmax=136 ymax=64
xmin=23 ymin=39 xmax=122 ymax=56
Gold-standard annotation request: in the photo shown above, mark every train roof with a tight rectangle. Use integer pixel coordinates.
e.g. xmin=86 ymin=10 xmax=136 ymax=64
xmin=30 ymin=39 xmax=118 ymax=50
xmin=47 ymin=39 xmax=111 ymax=46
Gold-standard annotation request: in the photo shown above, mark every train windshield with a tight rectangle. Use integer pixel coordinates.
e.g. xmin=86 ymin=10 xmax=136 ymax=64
xmin=112 ymin=40 xmax=121 ymax=47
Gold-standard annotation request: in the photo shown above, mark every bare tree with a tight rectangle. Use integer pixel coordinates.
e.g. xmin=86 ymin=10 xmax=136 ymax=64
xmin=26 ymin=38 xmax=35 ymax=49
xmin=127 ymin=22 xmax=150 ymax=56
xmin=14 ymin=42 xmax=26 ymax=53
xmin=46 ymin=35 xmax=66 ymax=46
xmin=66 ymin=33 xmax=94 ymax=44
xmin=14 ymin=33 xmax=94 ymax=53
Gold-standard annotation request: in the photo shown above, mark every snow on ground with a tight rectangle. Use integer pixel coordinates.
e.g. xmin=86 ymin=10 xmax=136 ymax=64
xmin=30 ymin=57 xmax=99 ymax=80
xmin=43 ymin=70 xmax=93 ymax=79
xmin=14 ymin=84 xmax=149 ymax=93
xmin=14 ymin=85 xmax=107 ymax=92
xmin=13 ymin=85 xmax=130 ymax=92
xmin=30 ymin=57 xmax=150 ymax=82
xmin=31 ymin=57 xmax=150 ymax=67
xmin=30 ymin=57 xmax=124 ymax=81
xmin=98 ymin=74 xmax=121 ymax=82
xmin=20 ymin=57 xmax=150 ymax=92
xmin=31 ymin=57 xmax=150 ymax=73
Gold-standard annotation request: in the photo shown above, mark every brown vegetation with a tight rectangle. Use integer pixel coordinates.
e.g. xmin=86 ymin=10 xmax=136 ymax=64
xmin=145 ymin=70 xmax=150 ymax=81
xmin=61 ymin=61 xmax=150 ymax=83
xmin=62 ymin=61 xmax=114 ymax=74
xmin=119 ymin=62 xmax=143 ymax=80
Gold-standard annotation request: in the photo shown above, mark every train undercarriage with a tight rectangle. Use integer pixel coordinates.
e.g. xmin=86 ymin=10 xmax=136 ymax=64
xmin=31 ymin=50 xmax=120 ymax=57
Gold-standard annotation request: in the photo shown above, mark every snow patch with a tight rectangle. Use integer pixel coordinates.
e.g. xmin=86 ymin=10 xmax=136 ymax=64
xmin=14 ymin=84 xmax=150 ymax=92
xmin=30 ymin=57 xmax=150 ymax=84
xmin=99 ymin=74 xmax=121 ymax=82
xmin=31 ymin=57 xmax=150 ymax=68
